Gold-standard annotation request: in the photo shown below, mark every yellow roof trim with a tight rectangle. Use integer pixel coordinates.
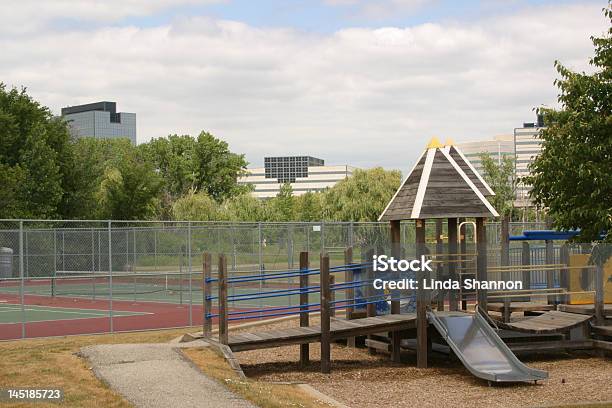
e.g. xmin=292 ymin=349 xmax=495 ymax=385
xmin=427 ymin=137 xmax=443 ymax=149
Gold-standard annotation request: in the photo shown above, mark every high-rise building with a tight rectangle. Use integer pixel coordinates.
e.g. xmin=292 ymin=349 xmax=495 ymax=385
xmin=238 ymin=156 xmax=357 ymax=198
xmin=61 ymin=101 xmax=136 ymax=144
xmin=455 ymin=135 xmax=515 ymax=174
xmin=514 ymin=115 xmax=545 ymax=207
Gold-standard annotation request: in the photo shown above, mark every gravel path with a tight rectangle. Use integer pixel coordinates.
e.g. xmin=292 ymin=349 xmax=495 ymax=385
xmin=80 ymin=343 xmax=255 ymax=408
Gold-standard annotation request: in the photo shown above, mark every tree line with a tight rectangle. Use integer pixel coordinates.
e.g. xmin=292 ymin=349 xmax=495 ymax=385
xmin=0 ymin=84 xmax=401 ymax=222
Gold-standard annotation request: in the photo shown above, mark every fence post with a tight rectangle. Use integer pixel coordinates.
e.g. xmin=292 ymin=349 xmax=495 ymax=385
xmin=320 ymin=252 xmax=331 ymax=374
xmin=218 ymin=253 xmax=228 ymax=345
xmin=299 ymin=251 xmax=309 ymax=368
xmin=108 ymin=221 xmax=113 ymax=333
xmin=188 ymin=222 xmax=193 ymax=327
xmin=501 ymin=215 xmax=510 ymax=322
xmin=203 ymin=252 xmax=212 ymax=337
xmin=559 ymin=244 xmax=569 ymax=305
xmin=435 ymin=220 xmax=444 ymax=311
xmin=19 ymin=221 xmax=25 ymax=339
xmin=390 ymin=220 xmax=402 ymax=363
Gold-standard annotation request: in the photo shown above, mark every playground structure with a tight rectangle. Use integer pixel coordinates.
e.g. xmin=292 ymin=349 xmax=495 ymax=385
xmin=201 ymin=139 xmax=611 ymax=384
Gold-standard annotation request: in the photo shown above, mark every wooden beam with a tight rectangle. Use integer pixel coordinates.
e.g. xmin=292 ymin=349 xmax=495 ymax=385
xmin=320 ymin=253 xmax=331 ymax=374
xmin=521 ymin=241 xmax=531 ymax=294
xmin=203 ymin=252 xmax=212 ymax=337
xmin=390 ymin=220 xmax=402 ymax=363
xmin=299 ymin=251 xmax=309 ymax=368
xmin=545 ymin=239 xmax=554 ymax=304
xmin=344 ymin=247 xmax=356 ymax=348
xmin=447 ymin=218 xmax=458 ymax=311
xmin=365 ymin=247 xmax=376 ymax=354
xmin=416 ymin=219 xmax=428 ymax=368
xmin=218 ymin=253 xmax=228 ymax=345
xmin=458 ymin=217 xmax=467 ymax=311
xmin=435 ymin=220 xmax=445 ymax=311
xmin=475 ymin=218 xmax=487 ymax=315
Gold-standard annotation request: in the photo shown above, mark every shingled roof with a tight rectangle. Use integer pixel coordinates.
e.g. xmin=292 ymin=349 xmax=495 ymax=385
xmin=378 ymin=138 xmax=499 ymax=221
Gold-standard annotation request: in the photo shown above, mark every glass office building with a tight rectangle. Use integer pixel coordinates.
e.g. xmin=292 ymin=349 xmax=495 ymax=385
xmin=61 ymin=101 xmax=136 ymax=144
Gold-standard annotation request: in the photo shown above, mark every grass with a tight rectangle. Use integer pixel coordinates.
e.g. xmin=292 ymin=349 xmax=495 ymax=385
xmin=182 ymin=347 xmax=333 ymax=408
xmin=0 ymin=327 xmax=198 ymax=408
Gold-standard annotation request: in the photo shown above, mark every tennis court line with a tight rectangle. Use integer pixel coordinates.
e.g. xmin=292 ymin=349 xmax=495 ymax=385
xmin=0 ymin=307 xmax=151 ymax=318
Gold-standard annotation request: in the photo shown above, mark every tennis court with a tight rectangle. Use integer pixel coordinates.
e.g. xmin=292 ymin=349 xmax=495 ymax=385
xmin=0 ymin=302 xmax=148 ymax=324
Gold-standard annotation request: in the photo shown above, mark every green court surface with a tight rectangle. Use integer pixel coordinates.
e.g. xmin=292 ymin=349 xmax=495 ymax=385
xmin=0 ymin=303 xmax=147 ymax=324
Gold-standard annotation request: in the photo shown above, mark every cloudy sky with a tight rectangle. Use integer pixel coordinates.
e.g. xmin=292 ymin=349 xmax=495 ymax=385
xmin=1 ymin=0 xmax=608 ymax=170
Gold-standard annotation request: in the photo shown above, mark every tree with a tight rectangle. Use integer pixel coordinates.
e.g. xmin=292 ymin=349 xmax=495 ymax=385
xmin=479 ymin=153 xmax=515 ymax=217
xmin=322 ymin=167 xmax=401 ymax=221
xmin=270 ymin=183 xmax=295 ymax=221
xmin=192 ymin=131 xmax=249 ymax=202
xmin=524 ymin=3 xmax=612 ymax=242
xmin=171 ymin=188 xmax=219 ymax=221
xmin=219 ymin=193 xmax=269 ymax=221
xmin=295 ymin=191 xmax=322 ymax=221
xmin=0 ymin=84 xmax=73 ymax=218
xmin=96 ymin=148 xmax=163 ymax=220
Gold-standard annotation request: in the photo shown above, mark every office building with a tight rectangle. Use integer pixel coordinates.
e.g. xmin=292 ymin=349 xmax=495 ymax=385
xmin=239 ymin=156 xmax=357 ymax=198
xmin=514 ymin=115 xmax=545 ymax=207
xmin=456 ymin=134 xmax=515 ymax=174
xmin=61 ymin=101 xmax=136 ymax=144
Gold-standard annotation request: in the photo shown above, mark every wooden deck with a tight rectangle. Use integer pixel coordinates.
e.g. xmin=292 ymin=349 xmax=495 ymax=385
xmin=487 ymin=302 xmax=556 ymax=313
xmin=224 ymin=314 xmax=417 ymax=352
xmin=498 ymin=311 xmax=592 ymax=334
xmin=558 ymin=304 xmax=612 ymax=317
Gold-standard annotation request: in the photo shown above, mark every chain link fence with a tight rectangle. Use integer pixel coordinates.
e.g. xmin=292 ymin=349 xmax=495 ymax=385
xmin=1 ymin=219 xmax=603 ymax=340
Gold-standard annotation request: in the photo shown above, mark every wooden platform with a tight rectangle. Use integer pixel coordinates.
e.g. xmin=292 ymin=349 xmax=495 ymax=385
xmin=488 ymin=302 xmax=556 ymax=313
xmin=498 ymin=311 xmax=592 ymax=334
xmin=225 ymin=314 xmax=417 ymax=352
xmin=591 ymin=325 xmax=612 ymax=337
xmin=558 ymin=304 xmax=612 ymax=317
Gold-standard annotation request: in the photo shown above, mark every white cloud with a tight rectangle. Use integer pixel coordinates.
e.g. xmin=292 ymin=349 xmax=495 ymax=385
xmin=0 ymin=2 xmax=607 ymax=171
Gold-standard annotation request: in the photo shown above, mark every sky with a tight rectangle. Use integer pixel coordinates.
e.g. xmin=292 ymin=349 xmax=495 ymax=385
xmin=1 ymin=0 xmax=608 ymax=171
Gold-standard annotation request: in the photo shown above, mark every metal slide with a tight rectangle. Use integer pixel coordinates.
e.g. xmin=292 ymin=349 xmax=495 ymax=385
xmin=428 ymin=311 xmax=548 ymax=383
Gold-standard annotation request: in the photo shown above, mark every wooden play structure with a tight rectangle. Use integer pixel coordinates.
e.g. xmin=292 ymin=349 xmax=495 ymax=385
xmin=200 ymin=139 xmax=611 ymax=383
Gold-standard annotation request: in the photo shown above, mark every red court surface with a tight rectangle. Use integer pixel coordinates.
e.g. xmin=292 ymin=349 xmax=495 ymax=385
xmin=0 ymin=293 xmax=215 ymax=341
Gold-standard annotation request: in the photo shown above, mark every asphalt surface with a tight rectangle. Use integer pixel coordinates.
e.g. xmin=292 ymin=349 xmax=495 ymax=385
xmin=80 ymin=343 xmax=256 ymax=408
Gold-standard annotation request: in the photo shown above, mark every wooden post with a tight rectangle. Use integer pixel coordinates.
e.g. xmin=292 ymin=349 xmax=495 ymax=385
xmin=459 ymin=218 xmax=467 ymax=310
xmin=320 ymin=253 xmax=331 ymax=374
xmin=218 ymin=253 xmax=228 ymax=345
xmin=595 ymin=262 xmax=604 ymax=326
xmin=416 ymin=219 xmax=428 ymax=369
xmin=344 ymin=247 xmax=354 ymax=319
xmin=365 ymin=248 xmax=376 ymax=354
xmin=475 ymin=218 xmax=487 ymax=315
xmin=203 ymin=252 xmax=212 ymax=337
xmin=501 ymin=215 xmax=511 ymax=322
xmin=330 ymin=275 xmax=336 ymax=317
xmin=390 ymin=220 xmax=402 ymax=363
xmin=521 ymin=241 xmax=531 ymax=293
xmin=448 ymin=218 xmax=458 ymax=311
xmin=435 ymin=220 xmax=444 ymax=311
xmin=299 ymin=251 xmax=309 ymax=368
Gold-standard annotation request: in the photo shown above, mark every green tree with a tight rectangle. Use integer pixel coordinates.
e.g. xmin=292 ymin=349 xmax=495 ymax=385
xmin=322 ymin=167 xmax=401 ymax=221
xmin=295 ymin=191 xmax=322 ymax=221
xmin=524 ymin=3 xmax=612 ymax=242
xmin=270 ymin=183 xmax=296 ymax=221
xmin=192 ymin=131 xmax=249 ymax=202
xmin=479 ymin=153 xmax=515 ymax=217
xmin=96 ymin=148 xmax=163 ymax=220
xmin=171 ymin=188 xmax=219 ymax=221
xmin=220 ymin=193 xmax=269 ymax=221
xmin=0 ymin=84 xmax=73 ymax=218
